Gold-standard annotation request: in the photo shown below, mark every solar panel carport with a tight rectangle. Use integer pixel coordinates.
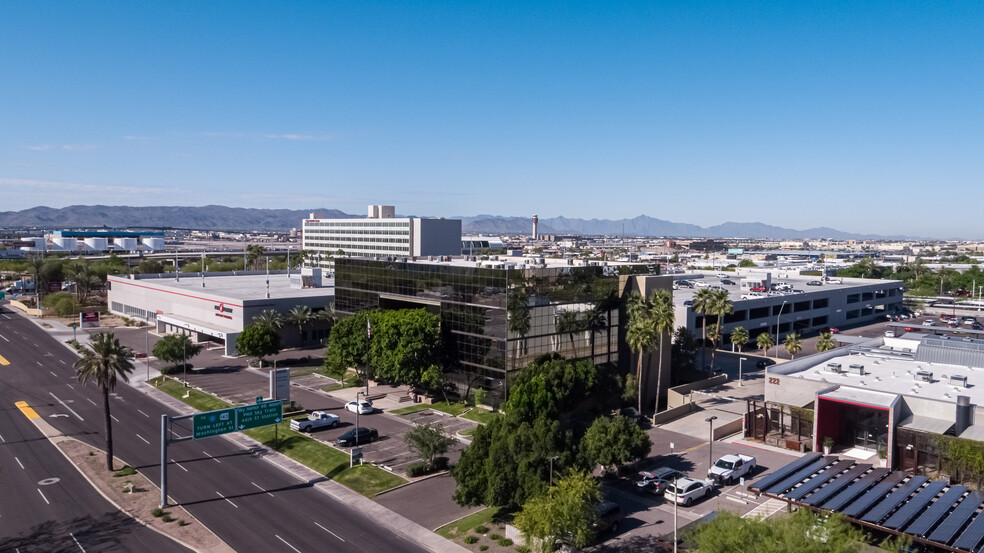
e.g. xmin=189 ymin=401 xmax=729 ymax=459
xmin=750 ymin=456 xmax=984 ymax=552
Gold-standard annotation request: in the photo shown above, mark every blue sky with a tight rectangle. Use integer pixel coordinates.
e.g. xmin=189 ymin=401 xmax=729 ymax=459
xmin=1 ymin=2 xmax=981 ymax=238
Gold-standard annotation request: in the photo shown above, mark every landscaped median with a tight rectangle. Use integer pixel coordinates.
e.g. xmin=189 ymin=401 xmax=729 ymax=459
xmin=152 ymin=378 xmax=406 ymax=497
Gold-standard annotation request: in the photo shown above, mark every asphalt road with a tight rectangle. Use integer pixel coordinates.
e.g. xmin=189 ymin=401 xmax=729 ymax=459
xmin=0 ymin=304 xmax=430 ymax=553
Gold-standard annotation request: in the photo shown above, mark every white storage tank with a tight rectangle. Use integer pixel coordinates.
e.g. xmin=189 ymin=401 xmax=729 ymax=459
xmin=114 ymin=237 xmax=138 ymax=252
xmin=51 ymin=237 xmax=78 ymax=252
xmin=19 ymin=237 xmax=47 ymax=252
xmin=84 ymin=237 xmax=109 ymax=252
xmin=142 ymin=237 xmax=165 ymax=251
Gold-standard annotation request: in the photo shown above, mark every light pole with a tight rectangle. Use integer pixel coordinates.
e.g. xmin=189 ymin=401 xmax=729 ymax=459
xmin=356 ymin=390 xmax=365 ymax=446
xmin=775 ymin=301 xmax=787 ymax=359
xmin=549 ymin=455 xmax=559 ymax=487
xmin=671 ymin=442 xmax=678 ymax=553
xmin=182 ymin=335 xmax=190 ymax=398
xmin=739 ymin=357 xmax=747 ymax=386
xmin=146 ymin=328 xmax=151 ymax=381
xmin=978 ymin=285 xmax=983 ymax=313
xmin=706 ymin=416 xmax=718 ymax=478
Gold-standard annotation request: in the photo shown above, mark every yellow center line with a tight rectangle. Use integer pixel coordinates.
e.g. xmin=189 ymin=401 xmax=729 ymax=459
xmin=15 ymin=401 xmax=39 ymax=419
xmin=0 ymin=353 xmax=9 ymax=365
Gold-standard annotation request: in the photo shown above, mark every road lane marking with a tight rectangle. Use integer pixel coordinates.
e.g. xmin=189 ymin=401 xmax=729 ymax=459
xmin=49 ymin=370 xmax=57 ymax=377
xmin=251 ymin=481 xmax=275 ymax=497
xmin=0 ymin=353 xmax=9 ymax=365
xmin=15 ymin=401 xmax=39 ymax=419
xmin=170 ymin=459 xmax=189 ymax=472
xmin=314 ymin=522 xmax=345 ymax=542
xmin=66 ymin=384 xmax=75 ymax=390
xmin=0 ymin=333 xmax=9 ymax=342
xmin=216 ymin=491 xmax=238 ymax=508
xmin=70 ymin=533 xmax=86 ymax=552
xmin=110 ymin=415 xmax=119 ymax=422
xmin=86 ymin=398 xmax=97 ymax=406
xmin=37 ymin=489 xmax=49 ymax=504
xmin=15 ymin=457 xmax=24 ymax=470
xmin=203 ymin=451 xmax=221 ymax=463
xmin=137 ymin=409 xmax=149 ymax=418
xmin=0 ymin=432 xmax=5 ymax=442
xmin=275 ymin=535 xmax=302 ymax=553
xmin=49 ymin=393 xmax=84 ymax=421
xmin=59 ymin=359 xmax=66 ymax=365
xmin=135 ymin=433 xmax=150 ymax=445
xmin=32 ymin=343 xmax=39 ymax=348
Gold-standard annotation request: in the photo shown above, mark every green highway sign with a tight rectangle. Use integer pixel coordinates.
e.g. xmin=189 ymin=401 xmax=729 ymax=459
xmin=193 ymin=408 xmax=237 ymax=439
xmin=236 ymin=400 xmax=283 ymax=431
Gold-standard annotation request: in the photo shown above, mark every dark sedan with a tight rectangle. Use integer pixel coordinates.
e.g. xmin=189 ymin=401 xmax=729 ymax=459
xmin=335 ymin=427 xmax=379 ymax=446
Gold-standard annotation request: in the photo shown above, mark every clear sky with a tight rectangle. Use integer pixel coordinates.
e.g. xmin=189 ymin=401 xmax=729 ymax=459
xmin=1 ymin=2 xmax=981 ymax=238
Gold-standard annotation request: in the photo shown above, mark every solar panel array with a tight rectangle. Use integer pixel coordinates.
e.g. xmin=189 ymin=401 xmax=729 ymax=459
xmin=750 ymin=456 xmax=984 ymax=551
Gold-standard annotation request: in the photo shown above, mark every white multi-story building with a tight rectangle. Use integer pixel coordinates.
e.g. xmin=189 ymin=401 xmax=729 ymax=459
xmin=301 ymin=205 xmax=461 ymax=269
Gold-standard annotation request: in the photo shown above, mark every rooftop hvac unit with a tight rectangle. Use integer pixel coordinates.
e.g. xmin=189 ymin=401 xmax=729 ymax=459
xmin=915 ymin=371 xmax=933 ymax=383
xmin=950 ymin=374 xmax=969 ymax=387
xmin=848 ymin=364 xmax=865 ymax=376
xmin=826 ymin=363 xmax=843 ymax=373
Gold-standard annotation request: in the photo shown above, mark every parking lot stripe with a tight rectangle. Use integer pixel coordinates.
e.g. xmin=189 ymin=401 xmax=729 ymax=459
xmin=0 ymin=353 xmax=9 ymax=365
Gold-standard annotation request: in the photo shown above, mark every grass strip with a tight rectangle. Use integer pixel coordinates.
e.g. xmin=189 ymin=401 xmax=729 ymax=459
xmin=436 ymin=507 xmax=503 ymax=539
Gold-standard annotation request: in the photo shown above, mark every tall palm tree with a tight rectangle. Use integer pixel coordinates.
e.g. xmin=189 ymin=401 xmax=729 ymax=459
xmin=75 ymin=332 xmax=134 ymax=471
xmin=557 ymin=310 xmax=583 ymax=359
xmin=285 ymin=305 xmax=313 ymax=342
xmin=785 ymin=333 xmax=803 ymax=359
xmin=649 ymin=289 xmax=674 ymax=413
xmin=816 ymin=331 xmax=837 ymax=352
xmin=245 ymin=244 xmax=266 ymax=270
xmin=251 ymin=309 xmax=283 ymax=329
xmin=730 ymin=326 xmax=748 ymax=353
xmin=582 ymin=306 xmax=607 ymax=362
xmin=757 ymin=333 xmax=775 ymax=359
xmin=625 ymin=291 xmax=657 ymax=413
xmin=708 ymin=289 xmax=733 ymax=372
xmin=691 ymin=288 xmax=715 ymax=374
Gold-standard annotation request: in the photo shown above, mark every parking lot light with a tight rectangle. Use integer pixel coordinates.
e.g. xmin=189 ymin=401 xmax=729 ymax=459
xmin=706 ymin=416 xmax=718 ymax=480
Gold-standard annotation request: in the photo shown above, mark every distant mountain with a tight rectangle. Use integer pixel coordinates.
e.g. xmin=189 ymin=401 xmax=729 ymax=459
xmin=0 ymin=205 xmax=354 ymax=231
xmin=0 ymin=205 xmax=915 ymax=239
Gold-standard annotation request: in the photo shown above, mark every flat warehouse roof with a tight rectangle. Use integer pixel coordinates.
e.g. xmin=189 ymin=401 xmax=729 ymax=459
xmin=109 ymin=273 xmax=334 ymax=303
xmin=674 ymin=273 xmax=903 ymax=304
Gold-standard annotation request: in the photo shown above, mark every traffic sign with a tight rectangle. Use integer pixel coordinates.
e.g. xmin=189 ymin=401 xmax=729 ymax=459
xmin=193 ymin=408 xmax=237 ymax=439
xmin=236 ymin=400 xmax=283 ymax=431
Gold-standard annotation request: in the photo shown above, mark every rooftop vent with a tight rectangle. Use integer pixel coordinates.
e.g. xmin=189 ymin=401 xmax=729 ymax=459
xmin=916 ymin=370 xmax=934 ymax=383
xmin=950 ymin=374 xmax=969 ymax=387
xmin=826 ymin=363 xmax=843 ymax=373
xmin=848 ymin=364 xmax=865 ymax=376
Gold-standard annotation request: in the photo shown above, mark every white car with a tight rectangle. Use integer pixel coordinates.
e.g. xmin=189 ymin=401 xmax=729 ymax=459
xmin=664 ymin=477 xmax=712 ymax=506
xmin=885 ymin=330 xmax=896 ymax=338
xmin=345 ymin=399 xmax=373 ymax=414
xmin=923 ymin=320 xmax=935 ymax=327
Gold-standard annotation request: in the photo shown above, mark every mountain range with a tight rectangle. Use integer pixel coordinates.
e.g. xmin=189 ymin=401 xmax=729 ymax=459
xmin=0 ymin=205 xmax=911 ymax=240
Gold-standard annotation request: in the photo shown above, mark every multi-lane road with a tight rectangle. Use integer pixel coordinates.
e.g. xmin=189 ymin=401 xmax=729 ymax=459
xmin=0 ymin=303 xmax=432 ymax=553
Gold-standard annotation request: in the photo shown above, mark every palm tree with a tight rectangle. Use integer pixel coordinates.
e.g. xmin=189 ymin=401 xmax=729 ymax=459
xmin=691 ymin=288 xmax=715 ymax=374
xmin=251 ymin=309 xmax=282 ymax=329
xmin=730 ymin=326 xmax=748 ymax=353
xmin=75 ymin=332 xmax=134 ymax=471
xmin=708 ymin=289 xmax=733 ymax=372
xmin=582 ymin=306 xmax=608 ymax=362
xmin=285 ymin=305 xmax=313 ymax=343
xmin=784 ymin=333 xmax=802 ymax=359
xmin=649 ymin=289 xmax=674 ymax=413
xmin=246 ymin=244 xmax=266 ymax=270
xmin=625 ymin=291 xmax=657 ymax=414
xmin=757 ymin=333 xmax=775 ymax=358
xmin=557 ymin=310 xmax=583 ymax=359
xmin=816 ymin=331 xmax=837 ymax=352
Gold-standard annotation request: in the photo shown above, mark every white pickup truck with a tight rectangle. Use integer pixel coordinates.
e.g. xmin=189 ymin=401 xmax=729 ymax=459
xmin=289 ymin=411 xmax=340 ymax=433
xmin=708 ymin=454 xmax=756 ymax=485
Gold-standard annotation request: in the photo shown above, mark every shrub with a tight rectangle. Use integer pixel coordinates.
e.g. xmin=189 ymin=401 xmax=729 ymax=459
xmin=515 ymin=546 xmax=530 ymax=553
xmin=474 ymin=524 xmax=489 ymax=534
xmin=159 ymin=365 xmax=179 ymax=376
xmin=151 ymin=508 xmax=164 ymax=518
xmin=479 ymin=547 xmax=488 ymax=552
xmin=489 ymin=534 xmax=502 ymax=541
xmin=162 ymin=513 xmax=174 ymax=523
xmin=406 ymin=462 xmax=429 ymax=478
xmin=463 ymin=536 xmax=478 ymax=544
xmin=178 ymin=520 xmax=188 ymax=527
xmin=113 ymin=465 xmax=137 ymax=477
xmin=431 ymin=456 xmax=450 ymax=472
xmin=498 ymin=538 xmax=513 ymax=546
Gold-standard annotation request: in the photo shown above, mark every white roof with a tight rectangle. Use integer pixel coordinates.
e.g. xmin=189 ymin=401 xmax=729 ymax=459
xmin=819 ymin=387 xmax=897 ymax=409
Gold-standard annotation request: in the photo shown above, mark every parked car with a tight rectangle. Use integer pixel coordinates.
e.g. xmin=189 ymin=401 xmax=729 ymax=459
xmin=884 ymin=330 xmax=896 ymax=338
xmin=806 ymin=281 xmax=823 ymax=286
xmin=720 ymin=279 xmax=736 ymax=286
xmin=289 ymin=411 xmax=339 ymax=433
xmin=665 ymin=478 xmax=712 ymax=506
xmin=637 ymin=467 xmax=683 ymax=495
xmin=345 ymin=399 xmax=374 ymax=414
xmin=594 ymin=501 xmax=624 ymax=534
xmin=708 ymin=454 xmax=756 ymax=485
xmin=750 ymin=286 xmax=767 ymax=292
xmin=756 ymin=359 xmax=773 ymax=368
xmin=964 ymin=318 xmax=977 ymax=325
xmin=923 ymin=320 xmax=935 ymax=327
xmin=828 ymin=328 xmax=839 ymax=334
xmin=973 ymin=323 xmax=983 ymax=331
xmin=335 ymin=427 xmax=378 ymax=446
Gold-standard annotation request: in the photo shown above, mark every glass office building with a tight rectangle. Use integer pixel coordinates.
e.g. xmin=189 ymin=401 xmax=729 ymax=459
xmin=335 ymin=257 xmax=650 ymax=402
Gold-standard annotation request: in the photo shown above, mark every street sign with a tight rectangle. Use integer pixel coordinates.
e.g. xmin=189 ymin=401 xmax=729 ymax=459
xmin=351 ymin=447 xmax=363 ymax=467
xmin=270 ymin=368 xmax=290 ymax=403
xmin=193 ymin=408 xmax=237 ymax=439
xmin=236 ymin=400 xmax=283 ymax=431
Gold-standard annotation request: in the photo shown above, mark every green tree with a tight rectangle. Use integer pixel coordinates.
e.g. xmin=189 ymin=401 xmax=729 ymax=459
xmin=582 ymin=414 xmax=652 ymax=473
xmin=729 ymin=326 xmax=748 ymax=352
xmin=404 ymin=422 xmax=456 ymax=469
xmin=135 ymin=258 xmax=165 ymax=274
xmin=816 ymin=331 xmax=837 ymax=352
xmin=513 ymin=470 xmax=602 ymax=553
xmin=504 ymin=356 xmax=597 ymax=423
xmin=785 ymin=332 xmax=803 ymax=359
xmin=284 ymin=305 xmax=313 ymax=342
xmin=245 ymin=244 xmax=266 ymax=270
xmin=236 ymin=323 xmax=282 ymax=365
xmin=582 ymin=306 xmax=608 ymax=362
xmin=75 ymin=332 xmax=134 ymax=471
xmin=692 ymin=287 xmax=715 ymax=374
xmin=324 ymin=310 xmax=373 ymax=383
xmin=370 ymin=309 xmax=441 ymax=386
xmin=649 ymin=289 xmax=674 ymax=412
xmin=692 ymin=509 xmax=862 ymax=553
xmin=66 ymin=261 xmax=99 ymax=304
xmin=738 ymin=259 xmax=756 ymax=267
xmin=152 ymin=333 xmax=204 ymax=370
xmin=671 ymin=326 xmax=697 ymax=375
xmin=708 ymin=289 xmax=733 ymax=371
xmin=556 ymin=310 xmax=583 ymax=359
xmin=757 ymin=332 xmax=775 ymax=358
xmin=625 ymin=292 xmax=657 ymax=414
xmin=421 ymin=364 xmax=453 ymax=404
xmin=251 ymin=308 xmax=282 ymax=329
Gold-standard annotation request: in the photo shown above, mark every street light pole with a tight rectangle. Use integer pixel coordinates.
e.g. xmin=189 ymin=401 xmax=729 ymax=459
xmin=706 ymin=416 xmax=718 ymax=479
xmin=739 ymin=357 xmax=747 ymax=386
xmin=671 ymin=442 xmax=678 ymax=553
xmin=775 ymin=301 xmax=787 ymax=359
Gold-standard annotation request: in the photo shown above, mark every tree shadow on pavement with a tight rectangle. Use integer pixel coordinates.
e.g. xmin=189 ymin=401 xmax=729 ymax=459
xmin=1 ymin=511 xmax=176 ymax=553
